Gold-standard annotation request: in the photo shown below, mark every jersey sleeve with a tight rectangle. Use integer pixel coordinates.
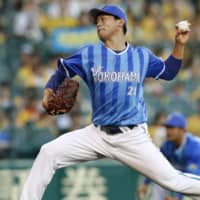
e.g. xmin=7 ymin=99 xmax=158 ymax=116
xmin=145 ymin=49 xmax=165 ymax=79
xmin=58 ymin=48 xmax=86 ymax=80
xmin=145 ymin=49 xmax=182 ymax=80
xmin=45 ymin=47 xmax=87 ymax=90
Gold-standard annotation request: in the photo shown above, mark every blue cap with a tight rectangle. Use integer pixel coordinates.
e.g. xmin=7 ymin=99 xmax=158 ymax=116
xmin=89 ymin=4 xmax=127 ymax=30
xmin=164 ymin=113 xmax=187 ymax=129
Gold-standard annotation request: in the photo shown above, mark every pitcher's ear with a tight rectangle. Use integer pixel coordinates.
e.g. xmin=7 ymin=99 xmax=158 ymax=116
xmin=118 ymin=18 xmax=124 ymax=27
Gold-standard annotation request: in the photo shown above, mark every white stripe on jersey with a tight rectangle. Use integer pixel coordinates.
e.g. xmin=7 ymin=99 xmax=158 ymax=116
xmin=155 ymin=62 xmax=166 ymax=80
xmin=60 ymin=58 xmax=70 ymax=78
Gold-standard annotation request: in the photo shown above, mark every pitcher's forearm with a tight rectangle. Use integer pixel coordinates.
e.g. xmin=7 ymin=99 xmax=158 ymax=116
xmin=172 ymin=43 xmax=185 ymax=60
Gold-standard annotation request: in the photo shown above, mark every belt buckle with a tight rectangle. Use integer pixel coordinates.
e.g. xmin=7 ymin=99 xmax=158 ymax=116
xmin=101 ymin=126 xmax=122 ymax=135
xmin=94 ymin=124 xmax=137 ymax=135
xmin=128 ymin=125 xmax=137 ymax=129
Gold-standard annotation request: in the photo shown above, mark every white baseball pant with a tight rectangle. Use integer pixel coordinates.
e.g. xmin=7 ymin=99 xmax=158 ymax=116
xmin=20 ymin=123 xmax=200 ymax=200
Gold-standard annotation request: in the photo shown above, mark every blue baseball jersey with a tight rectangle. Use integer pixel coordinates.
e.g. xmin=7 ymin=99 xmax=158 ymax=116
xmin=47 ymin=42 xmax=181 ymax=125
xmin=161 ymin=133 xmax=200 ymax=175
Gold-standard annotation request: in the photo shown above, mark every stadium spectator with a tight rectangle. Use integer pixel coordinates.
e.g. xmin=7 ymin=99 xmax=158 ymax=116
xmin=12 ymin=0 xmax=43 ymax=42
xmin=188 ymin=98 xmax=200 ymax=137
xmin=148 ymin=111 xmax=167 ymax=147
xmin=166 ymin=81 xmax=194 ymax=116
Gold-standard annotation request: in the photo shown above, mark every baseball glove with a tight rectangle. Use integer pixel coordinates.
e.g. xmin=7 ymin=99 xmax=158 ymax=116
xmin=45 ymin=79 xmax=79 ymax=115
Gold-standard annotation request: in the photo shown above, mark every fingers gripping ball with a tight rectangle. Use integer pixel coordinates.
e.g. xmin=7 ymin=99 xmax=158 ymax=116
xmin=175 ymin=20 xmax=191 ymax=33
xmin=47 ymin=79 xmax=79 ymax=115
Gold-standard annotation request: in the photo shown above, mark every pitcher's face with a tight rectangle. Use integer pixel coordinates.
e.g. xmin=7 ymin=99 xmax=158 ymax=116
xmin=96 ymin=14 xmax=121 ymax=41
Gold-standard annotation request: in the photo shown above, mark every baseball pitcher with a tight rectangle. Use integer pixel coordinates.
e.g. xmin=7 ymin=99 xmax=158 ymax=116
xmin=20 ymin=4 xmax=200 ymax=200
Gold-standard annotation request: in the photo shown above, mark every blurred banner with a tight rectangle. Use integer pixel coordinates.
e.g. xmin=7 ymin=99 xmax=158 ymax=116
xmin=0 ymin=159 xmax=139 ymax=200
xmin=51 ymin=26 xmax=98 ymax=53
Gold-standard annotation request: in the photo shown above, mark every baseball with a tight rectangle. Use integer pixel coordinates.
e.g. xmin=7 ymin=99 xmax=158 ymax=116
xmin=176 ymin=20 xmax=190 ymax=32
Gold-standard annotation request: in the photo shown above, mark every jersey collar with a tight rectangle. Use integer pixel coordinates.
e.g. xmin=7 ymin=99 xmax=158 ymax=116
xmin=101 ymin=41 xmax=130 ymax=55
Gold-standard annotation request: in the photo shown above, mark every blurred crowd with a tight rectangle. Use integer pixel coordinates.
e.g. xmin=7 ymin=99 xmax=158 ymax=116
xmin=0 ymin=0 xmax=200 ymax=158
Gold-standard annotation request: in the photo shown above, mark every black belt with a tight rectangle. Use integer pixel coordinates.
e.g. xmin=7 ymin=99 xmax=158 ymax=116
xmin=94 ymin=124 xmax=137 ymax=135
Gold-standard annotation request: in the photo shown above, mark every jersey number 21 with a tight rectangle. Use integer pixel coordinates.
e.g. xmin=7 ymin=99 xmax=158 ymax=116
xmin=128 ymin=86 xmax=136 ymax=96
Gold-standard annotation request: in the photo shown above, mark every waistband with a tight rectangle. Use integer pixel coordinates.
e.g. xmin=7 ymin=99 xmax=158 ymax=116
xmin=94 ymin=124 xmax=137 ymax=135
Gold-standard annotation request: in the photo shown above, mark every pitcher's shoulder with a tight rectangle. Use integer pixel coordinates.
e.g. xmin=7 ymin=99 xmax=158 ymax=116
xmin=134 ymin=46 xmax=151 ymax=53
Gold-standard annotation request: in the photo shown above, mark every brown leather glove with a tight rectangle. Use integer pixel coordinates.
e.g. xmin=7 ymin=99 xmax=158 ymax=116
xmin=43 ymin=79 xmax=79 ymax=115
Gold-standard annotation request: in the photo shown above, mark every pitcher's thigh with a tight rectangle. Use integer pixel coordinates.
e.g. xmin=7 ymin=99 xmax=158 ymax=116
xmin=115 ymin=140 xmax=178 ymax=186
xmin=41 ymin=125 xmax=105 ymax=167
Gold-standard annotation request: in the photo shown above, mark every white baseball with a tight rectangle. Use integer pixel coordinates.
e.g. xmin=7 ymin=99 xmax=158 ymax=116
xmin=176 ymin=20 xmax=190 ymax=32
